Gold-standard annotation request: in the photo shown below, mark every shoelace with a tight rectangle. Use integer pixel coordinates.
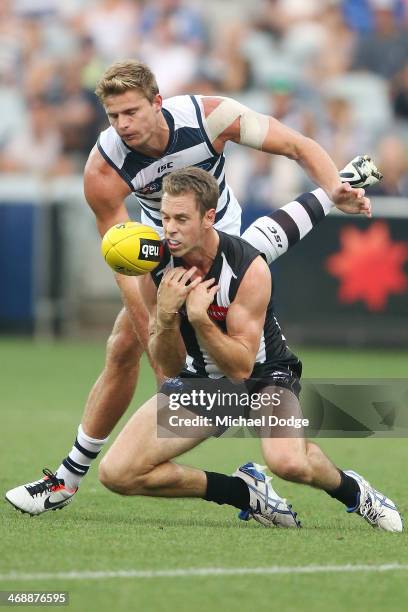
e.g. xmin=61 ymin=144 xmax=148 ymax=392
xmin=25 ymin=468 xmax=62 ymax=498
xmin=359 ymin=492 xmax=386 ymax=525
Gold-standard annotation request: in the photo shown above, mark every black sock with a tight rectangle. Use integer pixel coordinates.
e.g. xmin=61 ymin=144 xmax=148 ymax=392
xmin=326 ymin=471 xmax=360 ymax=509
xmin=204 ymin=471 xmax=250 ymax=511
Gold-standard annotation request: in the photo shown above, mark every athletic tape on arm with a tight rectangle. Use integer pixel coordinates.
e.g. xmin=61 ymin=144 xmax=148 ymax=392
xmin=205 ymin=98 xmax=270 ymax=149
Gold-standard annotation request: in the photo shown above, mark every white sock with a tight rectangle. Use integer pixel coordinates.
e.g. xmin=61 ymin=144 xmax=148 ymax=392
xmin=56 ymin=425 xmax=109 ymax=489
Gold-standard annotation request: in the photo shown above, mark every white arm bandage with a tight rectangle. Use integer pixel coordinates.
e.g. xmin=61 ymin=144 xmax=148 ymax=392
xmin=204 ymin=97 xmax=270 ymax=150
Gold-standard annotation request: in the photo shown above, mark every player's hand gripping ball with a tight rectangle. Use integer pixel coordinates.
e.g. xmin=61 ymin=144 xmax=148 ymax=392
xmin=101 ymin=222 xmax=163 ymax=276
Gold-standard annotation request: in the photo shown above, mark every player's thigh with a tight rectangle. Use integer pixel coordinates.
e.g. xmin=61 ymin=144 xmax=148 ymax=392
xmin=254 ymin=384 xmax=308 ymax=468
xmin=103 ymin=394 xmax=212 ymax=473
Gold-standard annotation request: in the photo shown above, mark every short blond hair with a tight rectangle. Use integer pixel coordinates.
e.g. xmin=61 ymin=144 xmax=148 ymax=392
xmin=95 ymin=60 xmax=159 ymax=103
xmin=162 ymin=167 xmax=219 ymax=217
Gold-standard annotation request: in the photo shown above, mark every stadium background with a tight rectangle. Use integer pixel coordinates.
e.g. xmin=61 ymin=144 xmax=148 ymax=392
xmin=1 ymin=1 xmax=407 ymax=611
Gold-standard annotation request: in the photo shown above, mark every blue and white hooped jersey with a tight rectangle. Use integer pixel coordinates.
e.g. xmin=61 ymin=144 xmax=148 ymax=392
xmin=97 ymin=95 xmax=241 ymax=237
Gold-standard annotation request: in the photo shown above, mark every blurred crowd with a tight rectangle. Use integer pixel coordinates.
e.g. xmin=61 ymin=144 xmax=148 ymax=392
xmin=1 ymin=0 xmax=408 ymax=212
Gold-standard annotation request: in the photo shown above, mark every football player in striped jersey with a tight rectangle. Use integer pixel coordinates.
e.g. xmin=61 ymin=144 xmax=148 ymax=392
xmin=5 ymin=59 xmax=381 ymax=517
xmin=96 ymin=167 xmax=402 ymax=532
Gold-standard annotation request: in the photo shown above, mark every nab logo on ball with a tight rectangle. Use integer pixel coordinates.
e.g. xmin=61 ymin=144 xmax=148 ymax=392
xmin=101 ymin=221 xmax=163 ymax=276
xmin=139 ymin=239 xmax=162 ymax=261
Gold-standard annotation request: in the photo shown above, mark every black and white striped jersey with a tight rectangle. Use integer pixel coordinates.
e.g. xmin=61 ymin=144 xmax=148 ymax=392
xmin=97 ymin=95 xmax=241 ymax=236
xmin=151 ymin=231 xmax=300 ymax=379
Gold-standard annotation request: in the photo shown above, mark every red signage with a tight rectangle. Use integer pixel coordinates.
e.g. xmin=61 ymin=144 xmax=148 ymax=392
xmin=326 ymin=222 xmax=408 ymax=311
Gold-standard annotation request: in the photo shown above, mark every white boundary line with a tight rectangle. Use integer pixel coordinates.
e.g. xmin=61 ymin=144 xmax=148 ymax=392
xmin=1 ymin=564 xmax=407 ymax=582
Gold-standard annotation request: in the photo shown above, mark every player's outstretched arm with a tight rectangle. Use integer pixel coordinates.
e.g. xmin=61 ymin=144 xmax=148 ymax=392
xmin=200 ymin=96 xmax=370 ymax=213
xmin=241 ymin=156 xmax=382 ymax=265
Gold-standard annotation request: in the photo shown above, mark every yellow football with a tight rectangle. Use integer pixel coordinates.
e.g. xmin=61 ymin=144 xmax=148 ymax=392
xmin=101 ymin=222 xmax=163 ymax=276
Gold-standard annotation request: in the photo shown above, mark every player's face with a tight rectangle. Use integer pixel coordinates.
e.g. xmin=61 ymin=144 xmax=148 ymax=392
xmin=104 ymin=90 xmax=162 ymax=148
xmin=161 ymin=192 xmax=215 ymax=257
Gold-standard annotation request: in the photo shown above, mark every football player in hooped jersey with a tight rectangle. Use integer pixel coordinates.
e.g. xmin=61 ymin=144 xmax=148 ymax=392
xmin=95 ymin=168 xmax=401 ymax=531
xmin=6 ymin=59 xmax=382 ymax=518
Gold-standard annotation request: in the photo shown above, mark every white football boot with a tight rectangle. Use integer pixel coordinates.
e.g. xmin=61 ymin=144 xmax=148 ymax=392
xmin=233 ymin=462 xmax=301 ymax=528
xmin=344 ymin=470 xmax=403 ymax=532
xmin=340 ymin=154 xmax=383 ymax=189
xmin=5 ymin=468 xmax=77 ymax=516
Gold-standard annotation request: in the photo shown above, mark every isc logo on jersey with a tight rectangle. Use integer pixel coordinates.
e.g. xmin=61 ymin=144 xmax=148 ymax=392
xmin=101 ymin=222 xmax=163 ymax=276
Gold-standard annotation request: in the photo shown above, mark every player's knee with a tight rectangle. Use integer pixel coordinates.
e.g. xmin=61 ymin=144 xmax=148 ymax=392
xmin=271 ymin=457 xmax=313 ymax=484
xmin=98 ymin=457 xmax=151 ymax=495
xmin=98 ymin=458 xmax=132 ymax=494
xmin=98 ymin=459 xmax=120 ymax=493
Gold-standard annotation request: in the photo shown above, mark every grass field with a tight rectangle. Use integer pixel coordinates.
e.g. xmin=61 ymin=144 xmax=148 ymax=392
xmin=1 ymin=339 xmax=407 ymax=611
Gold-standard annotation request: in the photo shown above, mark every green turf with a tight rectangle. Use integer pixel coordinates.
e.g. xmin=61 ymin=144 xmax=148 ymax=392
xmin=1 ymin=340 xmax=407 ymax=611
